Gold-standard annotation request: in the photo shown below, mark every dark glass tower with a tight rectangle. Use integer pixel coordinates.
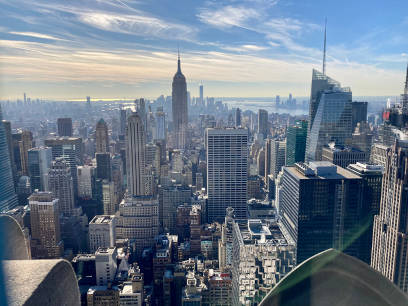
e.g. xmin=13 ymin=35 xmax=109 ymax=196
xmin=286 ymin=120 xmax=308 ymax=166
xmin=279 ymin=161 xmax=363 ymax=264
xmin=171 ymin=52 xmax=188 ymax=149
xmin=347 ymin=162 xmax=382 ymax=265
xmin=0 ymin=105 xmax=18 ymax=211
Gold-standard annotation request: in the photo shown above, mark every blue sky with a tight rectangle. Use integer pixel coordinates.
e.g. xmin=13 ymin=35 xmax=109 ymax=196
xmin=0 ymin=0 xmax=407 ymax=99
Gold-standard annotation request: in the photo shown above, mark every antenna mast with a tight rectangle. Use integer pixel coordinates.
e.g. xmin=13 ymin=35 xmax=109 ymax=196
xmin=322 ymin=18 xmax=327 ymax=75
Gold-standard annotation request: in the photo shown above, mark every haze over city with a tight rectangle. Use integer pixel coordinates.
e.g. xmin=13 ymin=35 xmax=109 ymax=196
xmin=1 ymin=0 xmax=408 ymax=99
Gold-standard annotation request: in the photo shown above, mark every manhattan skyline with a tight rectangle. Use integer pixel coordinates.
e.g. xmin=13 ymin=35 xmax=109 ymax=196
xmin=0 ymin=0 xmax=407 ymax=99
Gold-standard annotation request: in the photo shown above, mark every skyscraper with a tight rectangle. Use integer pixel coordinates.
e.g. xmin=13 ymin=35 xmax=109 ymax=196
xmin=235 ymin=108 xmax=241 ymax=127
xmin=371 ymin=139 xmax=408 ymax=292
xmin=257 ymin=109 xmax=268 ymax=139
xmin=19 ymin=130 xmax=33 ymax=176
xmin=286 ymin=120 xmax=308 ymax=166
xmin=120 ymin=107 xmax=127 ymax=136
xmin=270 ymin=139 xmax=286 ymax=179
xmin=126 ymin=113 xmax=146 ymax=196
xmin=206 ymin=128 xmax=248 ymax=221
xmin=279 ymin=161 xmax=363 ymax=264
xmin=77 ymin=165 xmax=95 ymax=199
xmin=172 ymin=52 xmax=188 ymax=149
xmin=305 ymin=70 xmax=353 ymax=161
xmin=155 ymin=106 xmax=166 ymax=141
xmin=44 ymin=136 xmax=83 ymax=195
xmin=264 ymin=139 xmax=272 ymax=184
xmin=352 ymin=122 xmax=373 ymax=161
xmin=57 ymin=118 xmax=73 ymax=137
xmin=48 ymin=158 xmax=75 ymax=216
xmin=347 ymin=162 xmax=383 ymax=264
xmin=28 ymin=146 xmax=52 ymax=191
xmin=95 ymin=118 xmax=109 ymax=153
xmin=29 ymin=191 xmax=64 ymax=259
xmin=86 ymin=96 xmax=91 ymax=111
xmin=96 ymin=153 xmax=111 ymax=181
xmin=351 ymin=101 xmax=368 ymax=130
xmin=2 ymin=120 xmax=16 ymax=184
xmin=159 ymin=184 xmax=191 ymax=233
xmin=199 ymin=84 xmax=204 ymax=104
xmin=0 ymin=105 xmax=18 ymax=211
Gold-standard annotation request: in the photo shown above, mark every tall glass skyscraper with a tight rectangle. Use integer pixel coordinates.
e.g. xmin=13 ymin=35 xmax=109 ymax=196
xmin=286 ymin=120 xmax=308 ymax=166
xmin=0 ymin=105 xmax=18 ymax=211
xmin=305 ymin=69 xmax=353 ymax=161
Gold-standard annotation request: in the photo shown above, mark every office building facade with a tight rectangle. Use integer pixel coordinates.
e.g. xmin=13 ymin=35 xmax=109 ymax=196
xmin=116 ymin=196 xmax=159 ymax=257
xmin=89 ymin=215 xmax=116 ymax=253
xmin=95 ymin=118 xmax=109 ymax=153
xmin=126 ymin=113 xmax=146 ymax=196
xmin=286 ymin=120 xmax=307 ymax=166
xmin=57 ymin=117 xmax=73 ymax=137
xmin=0 ymin=107 xmax=18 ymax=211
xmin=257 ymin=109 xmax=268 ymax=139
xmin=305 ymin=70 xmax=353 ymax=161
xmin=48 ymin=158 xmax=75 ymax=216
xmin=371 ymin=140 xmax=408 ymax=292
xmin=28 ymin=147 xmax=52 ymax=191
xmin=279 ymin=161 xmax=363 ymax=264
xmin=206 ymin=128 xmax=248 ymax=221
xmin=29 ymin=191 xmax=64 ymax=258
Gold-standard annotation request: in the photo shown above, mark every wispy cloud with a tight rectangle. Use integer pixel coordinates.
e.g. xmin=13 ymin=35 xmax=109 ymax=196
xmin=197 ymin=5 xmax=261 ymax=29
xmin=0 ymin=36 xmax=404 ymax=99
xmin=77 ymin=12 xmax=196 ymax=40
xmin=222 ymin=44 xmax=268 ymax=52
xmin=8 ymin=31 xmax=67 ymax=41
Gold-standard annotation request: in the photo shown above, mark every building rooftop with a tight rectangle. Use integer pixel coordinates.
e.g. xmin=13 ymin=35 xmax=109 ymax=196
xmin=87 ymin=285 xmax=118 ymax=294
xmin=289 ymin=162 xmax=361 ymax=180
xmin=347 ymin=163 xmax=384 ymax=175
xmin=72 ymin=254 xmax=96 ymax=262
xmin=237 ymin=220 xmax=291 ymax=247
xmin=90 ymin=215 xmax=115 ymax=225
xmin=120 ymin=282 xmax=139 ymax=295
xmin=95 ymin=247 xmax=116 ymax=256
xmin=324 ymin=144 xmax=364 ymax=153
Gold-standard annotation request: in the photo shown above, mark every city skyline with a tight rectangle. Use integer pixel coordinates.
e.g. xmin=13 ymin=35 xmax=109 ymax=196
xmin=0 ymin=0 xmax=407 ymax=99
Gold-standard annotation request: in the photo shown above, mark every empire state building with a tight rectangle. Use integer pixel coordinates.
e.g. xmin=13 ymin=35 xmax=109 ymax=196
xmin=172 ymin=52 xmax=188 ymax=149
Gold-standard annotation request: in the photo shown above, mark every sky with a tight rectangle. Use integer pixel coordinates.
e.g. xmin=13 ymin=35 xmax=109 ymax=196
xmin=0 ymin=0 xmax=407 ymax=100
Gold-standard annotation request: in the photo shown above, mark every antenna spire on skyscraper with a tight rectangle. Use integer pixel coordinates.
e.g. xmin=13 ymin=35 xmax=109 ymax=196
xmin=402 ymin=60 xmax=408 ymax=112
xmin=405 ymin=61 xmax=408 ymax=94
xmin=177 ymin=44 xmax=181 ymax=73
xmin=323 ymin=18 xmax=327 ymax=75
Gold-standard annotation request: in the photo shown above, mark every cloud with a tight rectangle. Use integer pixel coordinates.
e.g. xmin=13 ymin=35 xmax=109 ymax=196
xmin=222 ymin=44 xmax=268 ymax=52
xmin=8 ymin=31 xmax=67 ymax=41
xmin=197 ymin=5 xmax=260 ymax=29
xmin=77 ymin=12 xmax=196 ymax=40
xmin=0 ymin=37 xmax=404 ymax=99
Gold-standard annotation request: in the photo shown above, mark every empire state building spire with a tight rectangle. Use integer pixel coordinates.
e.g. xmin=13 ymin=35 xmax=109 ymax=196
xmin=177 ymin=47 xmax=181 ymax=73
xmin=405 ymin=62 xmax=408 ymax=94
